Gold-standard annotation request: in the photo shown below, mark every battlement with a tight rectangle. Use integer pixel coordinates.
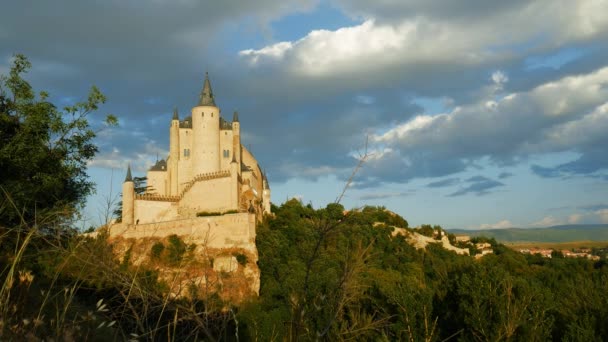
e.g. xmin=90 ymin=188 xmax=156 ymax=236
xmin=135 ymin=194 xmax=180 ymax=202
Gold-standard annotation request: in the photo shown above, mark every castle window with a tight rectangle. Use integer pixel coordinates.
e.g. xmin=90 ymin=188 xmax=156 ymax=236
xmin=223 ymin=150 xmax=230 ymax=158
xmin=184 ymin=149 xmax=190 ymax=157
xmin=211 ymin=113 xmax=214 ymax=117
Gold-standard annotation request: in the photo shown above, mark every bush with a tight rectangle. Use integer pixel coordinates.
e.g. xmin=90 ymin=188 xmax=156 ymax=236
xmin=166 ymin=235 xmax=186 ymax=265
xmin=196 ymin=210 xmax=239 ymax=217
xmin=235 ymin=253 xmax=248 ymax=266
xmin=196 ymin=211 xmax=222 ymax=217
xmin=151 ymin=242 xmax=165 ymax=260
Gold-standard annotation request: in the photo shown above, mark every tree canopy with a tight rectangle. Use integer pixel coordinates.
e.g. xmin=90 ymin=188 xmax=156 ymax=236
xmin=0 ymin=54 xmax=116 ymax=229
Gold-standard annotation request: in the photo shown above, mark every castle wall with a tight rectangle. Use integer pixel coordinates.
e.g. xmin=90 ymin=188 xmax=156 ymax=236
xmin=241 ymin=147 xmax=263 ymax=200
xmin=147 ymin=170 xmax=167 ymax=195
xmin=110 ymin=213 xmax=257 ymax=253
xmin=180 ymin=176 xmax=235 ymax=214
xmin=134 ymin=199 xmax=178 ymax=224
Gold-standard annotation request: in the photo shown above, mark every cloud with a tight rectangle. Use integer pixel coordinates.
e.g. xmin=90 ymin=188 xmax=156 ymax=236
xmin=567 ymin=213 xmax=583 ymax=224
xmin=358 ymin=191 xmax=413 ymax=200
xmin=426 ymin=178 xmax=460 ymax=188
xmin=448 ymin=176 xmax=504 ymax=197
xmin=241 ymin=1 xmax=608 ymax=80
xmin=579 ymin=204 xmax=608 ymax=212
xmin=479 ymin=219 xmax=515 ymax=229
xmin=530 ymin=215 xmax=563 ymax=227
xmin=498 ymin=172 xmax=513 ymax=179
xmin=596 ymin=209 xmax=608 ymax=223
xmin=368 ymin=65 xmax=608 ymax=185
xmin=5 ymin=0 xmax=608 ymax=192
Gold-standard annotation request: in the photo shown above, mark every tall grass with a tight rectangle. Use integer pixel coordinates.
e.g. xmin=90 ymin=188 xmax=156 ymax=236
xmin=0 ymin=209 xmax=236 ymax=341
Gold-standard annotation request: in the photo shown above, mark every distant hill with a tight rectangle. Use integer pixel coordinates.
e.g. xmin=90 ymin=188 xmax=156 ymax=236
xmin=447 ymin=224 xmax=608 ymax=243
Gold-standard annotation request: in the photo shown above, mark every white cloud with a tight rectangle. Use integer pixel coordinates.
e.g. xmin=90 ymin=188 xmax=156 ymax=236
xmin=596 ymin=209 xmax=608 ymax=223
xmin=479 ymin=219 xmax=515 ymax=229
xmin=491 ymin=70 xmax=508 ymax=89
xmin=530 ymin=216 xmax=563 ymax=227
xmin=239 ymin=42 xmax=293 ymax=64
xmin=567 ymin=213 xmax=583 ymax=224
xmin=239 ymin=2 xmax=608 ymax=78
xmin=366 ymin=65 xmax=608 ymax=181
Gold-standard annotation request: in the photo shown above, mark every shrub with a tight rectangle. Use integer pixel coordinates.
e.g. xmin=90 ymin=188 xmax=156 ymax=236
xmin=166 ymin=235 xmax=186 ymax=265
xmin=235 ymin=253 xmax=248 ymax=266
xmin=150 ymin=242 xmax=165 ymax=260
xmin=196 ymin=211 xmax=222 ymax=217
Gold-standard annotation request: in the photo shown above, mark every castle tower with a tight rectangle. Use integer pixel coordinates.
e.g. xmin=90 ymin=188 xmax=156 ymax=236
xmin=263 ymin=171 xmax=271 ymax=215
xmin=191 ymin=73 xmax=220 ymax=174
xmin=169 ymin=108 xmax=180 ymax=195
xmin=230 ymin=153 xmax=239 ymax=210
xmin=232 ymin=111 xmax=241 ymax=175
xmin=122 ymin=165 xmax=135 ymax=225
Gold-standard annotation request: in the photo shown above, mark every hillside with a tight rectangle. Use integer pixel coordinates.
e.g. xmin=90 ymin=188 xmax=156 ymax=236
xmin=448 ymin=224 xmax=608 ymax=242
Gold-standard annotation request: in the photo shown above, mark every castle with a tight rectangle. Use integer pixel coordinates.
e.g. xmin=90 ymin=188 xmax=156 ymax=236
xmin=107 ymin=74 xmax=268 ymax=299
xmin=120 ymin=73 xmax=271 ymax=225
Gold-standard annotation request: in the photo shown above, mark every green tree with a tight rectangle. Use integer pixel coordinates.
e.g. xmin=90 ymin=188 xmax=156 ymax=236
xmin=0 ymin=54 xmax=116 ymax=229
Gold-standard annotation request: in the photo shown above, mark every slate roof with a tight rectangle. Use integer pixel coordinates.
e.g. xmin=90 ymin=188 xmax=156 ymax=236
xmin=198 ymin=72 xmax=216 ymax=107
xmin=150 ymin=159 xmax=167 ymax=172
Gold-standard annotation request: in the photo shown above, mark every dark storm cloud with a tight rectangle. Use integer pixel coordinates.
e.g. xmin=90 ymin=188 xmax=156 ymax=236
xmin=358 ymin=191 xmax=413 ymax=200
xmin=0 ymin=0 xmax=315 ymax=176
xmin=426 ymin=178 xmax=460 ymax=188
xmin=4 ymin=0 xmax=608 ymax=191
xmin=448 ymin=176 xmax=504 ymax=197
xmin=498 ymin=172 xmax=513 ymax=179
xmin=578 ymin=204 xmax=608 ymax=212
xmin=531 ymin=149 xmax=608 ymax=179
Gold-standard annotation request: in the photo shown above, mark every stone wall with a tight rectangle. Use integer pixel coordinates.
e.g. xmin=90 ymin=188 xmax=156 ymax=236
xmin=180 ymin=175 xmax=235 ymax=213
xmin=134 ymin=198 xmax=178 ymax=224
xmin=110 ymin=212 xmax=257 ymax=253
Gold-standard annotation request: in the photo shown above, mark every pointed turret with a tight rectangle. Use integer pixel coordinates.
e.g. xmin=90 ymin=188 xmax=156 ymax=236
xmin=172 ymin=107 xmax=179 ymax=120
xmin=198 ymin=72 xmax=216 ymax=107
xmin=122 ymin=164 xmax=135 ymax=225
xmin=125 ymin=164 xmax=133 ymax=182
xmin=232 ymin=111 xmax=239 ymax=122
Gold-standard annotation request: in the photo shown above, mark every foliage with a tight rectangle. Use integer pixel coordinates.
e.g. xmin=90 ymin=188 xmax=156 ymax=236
xmin=235 ymin=253 xmax=248 ymax=266
xmin=150 ymin=241 xmax=164 ymax=260
xmin=0 ymin=54 xmax=116 ymax=229
xmin=196 ymin=209 xmax=239 ymax=217
xmin=238 ymin=200 xmax=608 ymax=341
xmin=166 ymin=234 xmax=187 ymax=265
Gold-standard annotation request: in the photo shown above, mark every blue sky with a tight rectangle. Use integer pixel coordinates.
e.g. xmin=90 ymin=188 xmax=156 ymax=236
xmin=2 ymin=0 xmax=608 ymax=229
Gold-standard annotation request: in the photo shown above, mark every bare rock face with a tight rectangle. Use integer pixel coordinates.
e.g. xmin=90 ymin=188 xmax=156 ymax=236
xmin=381 ymin=224 xmax=470 ymax=255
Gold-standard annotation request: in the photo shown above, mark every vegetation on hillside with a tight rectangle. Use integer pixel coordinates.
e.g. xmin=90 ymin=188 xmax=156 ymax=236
xmin=239 ymin=200 xmax=608 ymax=341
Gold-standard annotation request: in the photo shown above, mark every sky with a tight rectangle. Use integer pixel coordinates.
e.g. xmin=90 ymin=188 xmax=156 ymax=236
xmin=1 ymin=0 xmax=608 ymax=229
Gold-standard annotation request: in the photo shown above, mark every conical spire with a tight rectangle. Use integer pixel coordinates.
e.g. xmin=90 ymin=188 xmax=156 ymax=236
xmin=232 ymin=110 xmax=239 ymax=122
xmin=198 ymin=72 xmax=216 ymax=106
xmin=172 ymin=107 xmax=179 ymax=120
xmin=125 ymin=164 xmax=133 ymax=182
